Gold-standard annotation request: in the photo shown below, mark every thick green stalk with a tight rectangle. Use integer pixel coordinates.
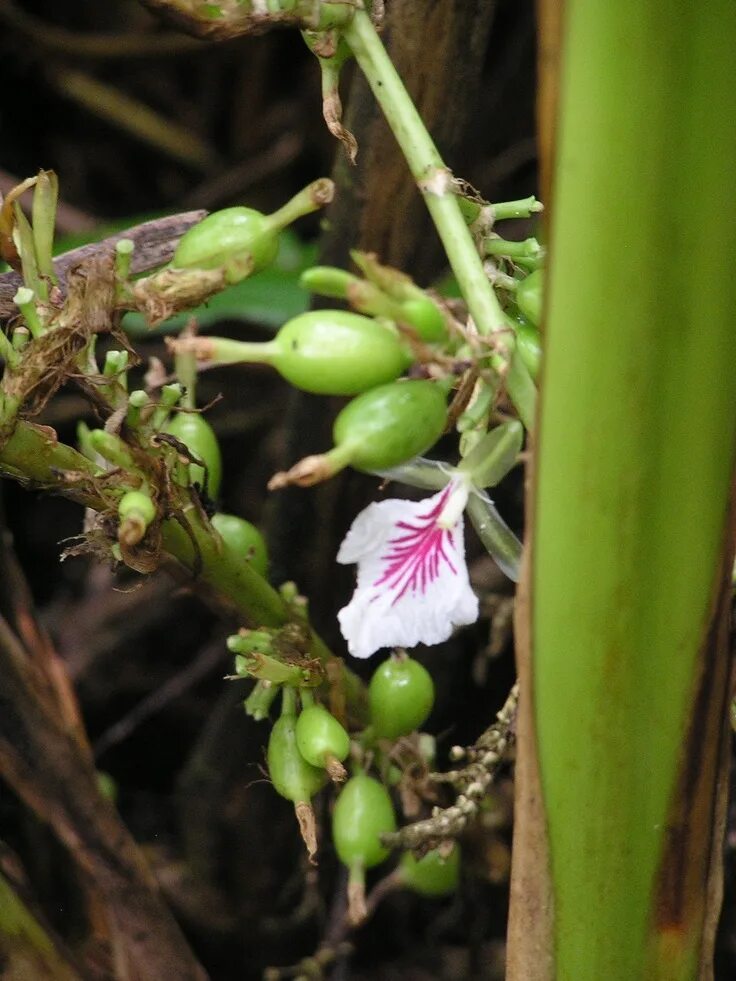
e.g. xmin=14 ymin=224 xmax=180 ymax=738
xmin=343 ymin=9 xmax=536 ymax=428
xmin=0 ymin=421 xmax=335 ymax=665
xmin=528 ymin=3 xmax=736 ymax=980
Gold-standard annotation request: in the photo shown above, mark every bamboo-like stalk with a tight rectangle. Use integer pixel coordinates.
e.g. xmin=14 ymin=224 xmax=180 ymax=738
xmin=509 ymin=3 xmax=736 ymax=979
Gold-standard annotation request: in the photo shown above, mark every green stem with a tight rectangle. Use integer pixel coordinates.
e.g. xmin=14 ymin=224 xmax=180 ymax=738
xmin=343 ymin=9 xmax=536 ymax=427
xmin=490 ymin=196 xmax=544 ymax=221
xmin=244 ymin=680 xmax=280 ymax=721
xmin=196 ymin=336 xmax=279 ymax=367
xmin=267 ymin=177 xmax=334 ymax=232
xmin=483 ymin=236 xmax=543 ymax=260
xmin=0 ymin=420 xmax=347 ymax=679
xmin=14 ymin=287 xmax=45 ymax=339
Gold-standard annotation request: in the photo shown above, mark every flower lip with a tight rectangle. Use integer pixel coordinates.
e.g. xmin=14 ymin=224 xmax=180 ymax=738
xmin=337 ymin=476 xmax=478 ymax=659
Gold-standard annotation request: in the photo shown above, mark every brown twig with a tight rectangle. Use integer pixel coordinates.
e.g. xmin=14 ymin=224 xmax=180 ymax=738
xmin=0 ymin=210 xmax=206 ymax=320
xmin=380 ymin=682 xmax=519 ymax=852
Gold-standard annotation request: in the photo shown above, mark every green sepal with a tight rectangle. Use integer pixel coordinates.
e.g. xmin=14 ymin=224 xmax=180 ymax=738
xmin=458 ymin=420 xmax=523 ymax=488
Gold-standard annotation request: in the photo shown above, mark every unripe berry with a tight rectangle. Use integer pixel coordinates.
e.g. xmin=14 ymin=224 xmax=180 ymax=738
xmin=333 ymin=379 xmax=448 ymax=472
xmin=211 ymin=512 xmax=268 ymax=576
xmin=166 ymin=413 xmax=222 ymax=498
xmin=368 ymin=654 xmax=435 ymax=740
xmin=399 ymin=845 xmax=460 ymax=897
xmin=515 ymin=269 xmax=543 ymax=326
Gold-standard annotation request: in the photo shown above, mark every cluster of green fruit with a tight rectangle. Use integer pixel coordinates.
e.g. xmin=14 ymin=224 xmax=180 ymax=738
xmin=267 ymin=653 xmax=460 ymax=919
xmin=168 ymin=199 xmax=543 ymax=485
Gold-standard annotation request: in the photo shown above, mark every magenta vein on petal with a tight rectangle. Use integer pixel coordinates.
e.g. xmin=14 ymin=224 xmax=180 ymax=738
xmin=373 ymin=486 xmax=459 ymax=605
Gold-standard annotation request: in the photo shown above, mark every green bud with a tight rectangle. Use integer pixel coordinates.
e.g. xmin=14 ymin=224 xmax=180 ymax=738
xmin=268 ymin=713 xmax=327 ymax=804
xmin=118 ymin=490 xmax=156 ymax=547
xmin=211 ymin=512 xmax=268 ymax=576
xmin=332 ymin=771 xmax=397 ymax=925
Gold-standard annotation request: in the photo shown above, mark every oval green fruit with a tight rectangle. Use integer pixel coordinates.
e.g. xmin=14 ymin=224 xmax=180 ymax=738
xmin=272 ymin=311 xmax=411 ymax=395
xmin=296 ymin=703 xmax=350 ymax=768
xmin=399 ymin=296 xmax=448 ymax=343
xmin=332 ymin=773 xmax=396 ymax=870
xmin=400 ymin=845 xmax=460 ymax=897
xmin=211 ymin=512 xmax=268 ymax=576
xmin=166 ymin=413 xmax=222 ymax=498
xmin=172 ymin=207 xmax=279 ymax=276
xmin=368 ymin=654 xmax=435 ymax=739
xmin=268 ymin=714 xmax=326 ymax=804
xmin=515 ymin=269 xmax=543 ymax=326
xmin=334 ymin=379 xmax=448 ymax=473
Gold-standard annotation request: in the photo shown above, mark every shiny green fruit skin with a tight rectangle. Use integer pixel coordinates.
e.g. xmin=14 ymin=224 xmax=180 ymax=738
xmin=515 ymin=269 xmax=543 ymax=326
xmin=368 ymin=656 xmax=435 ymax=739
xmin=268 ymin=714 xmax=327 ymax=803
xmin=400 ymin=845 xmax=460 ymax=897
xmin=399 ymin=297 xmax=448 ymax=343
xmin=505 ymin=309 xmax=541 ymax=380
xmin=273 ymin=311 xmax=410 ymax=395
xmin=211 ymin=512 xmax=267 ymax=576
xmin=166 ymin=413 xmax=222 ymax=498
xmin=173 ymin=207 xmax=278 ymax=274
xmin=332 ymin=774 xmax=396 ymax=870
xmin=334 ymin=380 xmax=447 ymax=472
xmin=296 ymin=704 xmax=350 ymax=768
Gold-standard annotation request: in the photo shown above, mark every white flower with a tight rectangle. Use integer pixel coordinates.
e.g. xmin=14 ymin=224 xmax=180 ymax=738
xmin=336 ymin=476 xmax=479 ymax=659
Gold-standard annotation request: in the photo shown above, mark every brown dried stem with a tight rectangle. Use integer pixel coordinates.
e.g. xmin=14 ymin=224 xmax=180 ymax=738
xmin=381 ymin=682 xmax=519 ymax=852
